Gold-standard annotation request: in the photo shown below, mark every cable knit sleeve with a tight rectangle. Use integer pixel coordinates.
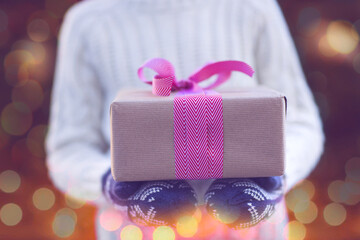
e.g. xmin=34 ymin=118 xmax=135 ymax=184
xmin=46 ymin=5 xmax=110 ymax=204
xmin=253 ymin=0 xmax=325 ymax=191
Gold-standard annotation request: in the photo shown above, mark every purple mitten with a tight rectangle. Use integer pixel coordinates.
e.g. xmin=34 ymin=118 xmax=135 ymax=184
xmin=102 ymin=169 xmax=197 ymax=226
xmin=204 ymin=177 xmax=284 ymax=229
xmin=127 ymin=180 xmax=197 ymax=226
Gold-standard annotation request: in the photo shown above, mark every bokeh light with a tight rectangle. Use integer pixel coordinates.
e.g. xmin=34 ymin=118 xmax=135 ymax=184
xmin=99 ymin=209 xmax=123 ymax=232
xmin=0 ymin=170 xmax=21 ymax=193
xmin=4 ymin=50 xmax=34 ymax=86
xmin=1 ymin=103 xmax=33 ymax=136
xmin=27 ymin=19 xmax=50 ymax=42
xmin=286 ymin=188 xmax=309 ymax=212
xmin=176 ymin=215 xmax=198 ymax=238
xmin=298 ymin=180 xmax=315 ymax=199
xmin=33 ymin=187 xmax=56 ymax=211
xmin=323 ymin=203 xmax=347 ymax=226
xmin=5 ymin=49 xmax=32 ymax=66
xmin=120 ymin=225 xmax=143 ymax=240
xmin=345 ymin=157 xmax=360 ymax=181
xmin=286 ymin=180 xmax=314 ymax=212
xmin=64 ymin=194 xmax=86 ymax=209
xmin=285 ymin=221 xmax=307 ymax=240
xmin=294 ymin=201 xmax=318 ymax=224
xmin=153 ymin=226 xmax=176 ymax=240
xmin=12 ymin=40 xmax=47 ymax=64
xmin=0 ymin=203 xmax=23 ymax=226
xmin=326 ymin=20 xmax=359 ymax=54
xmin=28 ymin=10 xmax=60 ymax=37
xmin=52 ymin=208 xmax=77 ymax=238
xmin=11 ymin=80 xmax=44 ymax=111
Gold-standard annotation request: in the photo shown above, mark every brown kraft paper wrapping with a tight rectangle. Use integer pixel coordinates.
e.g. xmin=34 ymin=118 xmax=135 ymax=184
xmin=110 ymin=87 xmax=286 ymax=182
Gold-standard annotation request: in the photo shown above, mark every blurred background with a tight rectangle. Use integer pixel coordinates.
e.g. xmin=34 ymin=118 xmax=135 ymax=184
xmin=0 ymin=0 xmax=360 ymax=239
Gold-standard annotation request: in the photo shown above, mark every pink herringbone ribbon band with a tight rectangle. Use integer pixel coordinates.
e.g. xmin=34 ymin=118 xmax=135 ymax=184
xmin=174 ymin=91 xmax=224 ymax=179
xmin=138 ymin=58 xmax=254 ymax=180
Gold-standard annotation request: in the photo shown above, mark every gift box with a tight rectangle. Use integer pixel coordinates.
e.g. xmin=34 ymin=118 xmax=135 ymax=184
xmin=110 ymin=59 xmax=286 ymax=182
xmin=111 ymin=87 xmax=286 ymax=181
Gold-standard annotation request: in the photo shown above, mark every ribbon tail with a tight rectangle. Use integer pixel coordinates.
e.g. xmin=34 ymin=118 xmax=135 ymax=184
xmin=189 ymin=60 xmax=255 ymax=90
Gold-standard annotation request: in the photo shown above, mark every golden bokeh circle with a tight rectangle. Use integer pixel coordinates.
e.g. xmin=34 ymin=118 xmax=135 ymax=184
xmin=52 ymin=216 xmax=75 ymax=238
xmin=285 ymin=221 xmax=306 ymax=240
xmin=286 ymin=188 xmax=310 ymax=212
xmin=323 ymin=203 xmax=347 ymax=226
xmin=0 ymin=203 xmax=22 ymax=226
xmin=153 ymin=226 xmax=176 ymax=240
xmin=27 ymin=19 xmax=50 ymax=42
xmin=0 ymin=170 xmax=21 ymax=193
xmin=120 ymin=225 xmax=143 ymax=240
xmin=299 ymin=180 xmax=315 ymax=199
xmin=4 ymin=50 xmax=33 ymax=86
xmin=176 ymin=215 xmax=198 ymax=238
xmin=326 ymin=20 xmax=359 ymax=54
xmin=33 ymin=187 xmax=56 ymax=211
xmin=52 ymin=208 xmax=77 ymax=238
xmin=294 ymin=201 xmax=318 ymax=224
xmin=12 ymin=40 xmax=46 ymax=64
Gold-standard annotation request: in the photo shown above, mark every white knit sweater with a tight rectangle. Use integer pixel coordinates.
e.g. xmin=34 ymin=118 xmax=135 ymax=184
xmin=46 ymin=0 xmax=324 ymax=216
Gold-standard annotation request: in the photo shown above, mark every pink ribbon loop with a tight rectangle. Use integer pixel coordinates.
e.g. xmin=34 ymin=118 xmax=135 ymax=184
xmin=137 ymin=58 xmax=255 ymax=96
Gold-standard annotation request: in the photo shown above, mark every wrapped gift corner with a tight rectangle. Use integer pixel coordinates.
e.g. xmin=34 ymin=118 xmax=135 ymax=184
xmin=110 ymin=88 xmax=286 ymax=182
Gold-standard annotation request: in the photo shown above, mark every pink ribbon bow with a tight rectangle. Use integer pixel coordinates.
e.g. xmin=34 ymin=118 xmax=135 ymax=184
xmin=138 ymin=58 xmax=255 ymax=96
